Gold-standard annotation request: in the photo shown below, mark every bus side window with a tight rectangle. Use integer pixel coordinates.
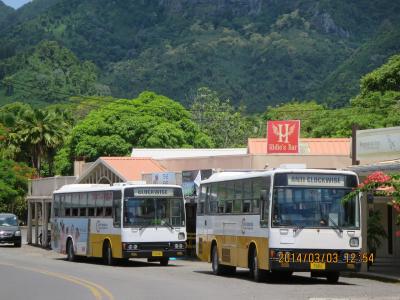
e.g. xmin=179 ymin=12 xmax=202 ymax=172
xmin=59 ymin=194 xmax=65 ymax=217
xmin=79 ymin=193 xmax=87 ymax=217
xmin=252 ymin=179 xmax=262 ymax=213
xmin=72 ymin=193 xmax=79 ymax=217
xmin=209 ymin=183 xmax=218 ymax=214
xmin=217 ymin=182 xmax=226 ymax=214
xmin=96 ymin=192 xmax=104 ymax=217
xmin=233 ymin=180 xmax=243 ymax=213
xmin=65 ymin=193 xmax=72 ymax=217
xmin=260 ymin=176 xmax=271 ymax=227
xmin=88 ymin=192 xmax=95 ymax=217
xmin=243 ymin=179 xmax=252 ymax=213
xmin=225 ymin=181 xmax=234 ymax=214
xmin=113 ymin=191 xmax=122 ymax=227
xmin=54 ymin=195 xmax=60 ymax=217
xmin=197 ymin=185 xmax=207 ymax=215
xmin=104 ymin=191 xmax=113 ymax=218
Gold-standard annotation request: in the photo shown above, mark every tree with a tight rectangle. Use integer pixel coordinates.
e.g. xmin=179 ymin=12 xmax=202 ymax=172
xmin=344 ymin=171 xmax=400 ymax=221
xmin=0 ymin=159 xmax=35 ymax=221
xmin=190 ymin=87 xmax=254 ymax=147
xmin=360 ymin=54 xmax=400 ymax=95
xmin=2 ymin=41 xmax=110 ymax=104
xmin=263 ymin=53 xmax=400 ymax=138
xmin=56 ymin=91 xmax=213 ymax=173
xmin=1 ymin=103 xmax=71 ymax=176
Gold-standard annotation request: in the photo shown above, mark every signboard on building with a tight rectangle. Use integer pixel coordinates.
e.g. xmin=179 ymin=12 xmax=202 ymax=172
xmin=182 ymin=169 xmax=212 ymax=197
xmin=356 ymin=126 xmax=400 ymax=161
xmin=267 ymin=120 xmax=300 ymax=154
xmin=151 ymin=172 xmax=177 ymax=184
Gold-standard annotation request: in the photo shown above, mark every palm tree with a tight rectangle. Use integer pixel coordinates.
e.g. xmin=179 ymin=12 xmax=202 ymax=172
xmin=16 ymin=108 xmax=69 ymax=176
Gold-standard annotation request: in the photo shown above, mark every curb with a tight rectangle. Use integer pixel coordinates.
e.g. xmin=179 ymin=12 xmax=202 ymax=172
xmin=343 ymin=271 xmax=400 ymax=283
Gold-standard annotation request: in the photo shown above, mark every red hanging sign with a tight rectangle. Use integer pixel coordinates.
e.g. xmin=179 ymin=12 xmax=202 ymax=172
xmin=267 ymin=120 xmax=300 ymax=154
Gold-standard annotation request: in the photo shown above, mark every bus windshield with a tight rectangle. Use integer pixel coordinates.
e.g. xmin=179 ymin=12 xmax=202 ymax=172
xmin=272 ymin=188 xmax=359 ymax=229
xmin=123 ymin=198 xmax=185 ymax=228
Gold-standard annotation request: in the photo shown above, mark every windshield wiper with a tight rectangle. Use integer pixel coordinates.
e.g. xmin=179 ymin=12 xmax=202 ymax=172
xmin=161 ymin=221 xmax=174 ymax=230
xmin=293 ymin=224 xmax=304 ymax=235
xmin=327 ymin=215 xmax=343 ymax=233
xmin=139 ymin=223 xmax=153 ymax=230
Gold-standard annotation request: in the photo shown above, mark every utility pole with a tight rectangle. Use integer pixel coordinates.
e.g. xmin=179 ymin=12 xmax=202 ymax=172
xmin=351 ymin=123 xmax=360 ymax=165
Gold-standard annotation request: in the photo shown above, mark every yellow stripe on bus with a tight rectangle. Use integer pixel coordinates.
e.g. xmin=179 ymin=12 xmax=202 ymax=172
xmin=89 ymin=233 xmax=122 ymax=258
xmin=197 ymin=234 xmax=269 ymax=270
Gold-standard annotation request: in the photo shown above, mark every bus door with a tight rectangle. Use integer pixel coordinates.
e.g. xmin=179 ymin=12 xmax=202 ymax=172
xmin=185 ymin=201 xmax=196 ymax=256
xmin=221 ymin=181 xmax=238 ymax=266
xmin=196 ymin=185 xmax=207 ymax=259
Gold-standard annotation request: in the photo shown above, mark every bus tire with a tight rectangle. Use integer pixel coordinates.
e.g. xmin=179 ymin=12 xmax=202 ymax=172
xmin=211 ymin=245 xmax=223 ymax=275
xmin=103 ymin=241 xmax=115 ymax=266
xmin=211 ymin=245 xmax=234 ymax=275
xmin=326 ymin=272 xmax=339 ymax=283
xmin=250 ymin=248 xmax=265 ymax=282
xmin=160 ymin=258 xmax=169 ymax=266
xmin=66 ymin=239 xmax=75 ymax=262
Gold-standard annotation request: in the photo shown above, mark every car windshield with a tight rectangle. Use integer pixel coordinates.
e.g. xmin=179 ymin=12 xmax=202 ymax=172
xmin=0 ymin=215 xmax=18 ymax=226
xmin=272 ymin=188 xmax=360 ymax=229
xmin=123 ymin=198 xmax=185 ymax=228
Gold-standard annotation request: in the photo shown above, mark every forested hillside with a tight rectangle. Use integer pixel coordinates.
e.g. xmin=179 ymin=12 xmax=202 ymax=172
xmin=0 ymin=1 xmax=13 ymax=23
xmin=0 ymin=0 xmax=400 ymax=111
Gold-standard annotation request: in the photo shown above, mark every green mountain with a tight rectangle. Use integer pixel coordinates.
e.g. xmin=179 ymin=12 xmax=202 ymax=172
xmin=0 ymin=1 xmax=13 ymax=23
xmin=0 ymin=0 xmax=399 ymax=111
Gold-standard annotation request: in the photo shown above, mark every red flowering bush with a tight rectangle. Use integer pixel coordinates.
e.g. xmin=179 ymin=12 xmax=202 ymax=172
xmin=344 ymin=171 xmax=400 ymax=223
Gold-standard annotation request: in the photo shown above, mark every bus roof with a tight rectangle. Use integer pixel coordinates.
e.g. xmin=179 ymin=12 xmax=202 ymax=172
xmin=201 ymin=169 xmax=357 ymax=184
xmin=53 ymin=183 xmax=182 ymax=194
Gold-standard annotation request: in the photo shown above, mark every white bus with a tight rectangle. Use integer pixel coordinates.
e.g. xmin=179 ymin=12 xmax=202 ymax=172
xmin=196 ymin=169 xmax=364 ymax=283
xmin=51 ymin=183 xmax=186 ymax=265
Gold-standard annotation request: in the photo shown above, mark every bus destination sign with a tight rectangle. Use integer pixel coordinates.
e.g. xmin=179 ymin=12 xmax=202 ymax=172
xmin=287 ymin=174 xmax=345 ymax=187
xmin=135 ymin=188 xmax=174 ymax=197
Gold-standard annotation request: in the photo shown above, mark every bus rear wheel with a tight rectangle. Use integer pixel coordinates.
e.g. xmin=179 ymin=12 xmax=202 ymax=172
xmin=66 ymin=239 xmax=75 ymax=262
xmin=103 ymin=241 xmax=115 ymax=266
xmin=326 ymin=272 xmax=340 ymax=283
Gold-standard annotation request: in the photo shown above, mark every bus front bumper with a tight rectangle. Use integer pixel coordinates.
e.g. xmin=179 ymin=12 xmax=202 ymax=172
xmin=269 ymin=260 xmax=361 ymax=272
xmin=269 ymin=249 xmax=362 ymax=272
xmin=122 ymin=242 xmax=186 ymax=259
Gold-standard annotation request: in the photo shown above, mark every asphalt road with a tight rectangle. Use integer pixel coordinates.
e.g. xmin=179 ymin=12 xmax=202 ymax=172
xmin=1 ymin=243 xmax=400 ymax=300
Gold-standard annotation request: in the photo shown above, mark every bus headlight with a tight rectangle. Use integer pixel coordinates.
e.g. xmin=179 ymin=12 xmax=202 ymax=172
xmin=178 ymin=232 xmax=185 ymax=240
xmin=14 ymin=230 xmax=21 ymax=237
xmin=349 ymin=237 xmax=359 ymax=247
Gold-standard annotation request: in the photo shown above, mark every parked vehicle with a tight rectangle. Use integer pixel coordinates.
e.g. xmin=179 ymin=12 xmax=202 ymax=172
xmin=0 ymin=213 xmax=22 ymax=247
xmin=196 ymin=169 xmax=362 ymax=283
xmin=51 ymin=183 xmax=186 ymax=265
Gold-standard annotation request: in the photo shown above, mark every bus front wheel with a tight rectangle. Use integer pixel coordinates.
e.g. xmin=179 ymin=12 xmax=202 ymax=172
xmin=211 ymin=245 xmax=223 ymax=275
xmin=211 ymin=245 xmax=235 ymax=275
xmin=103 ymin=241 xmax=115 ymax=266
xmin=250 ymin=249 xmax=265 ymax=282
xmin=66 ymin=239 xmax=75 ymax=262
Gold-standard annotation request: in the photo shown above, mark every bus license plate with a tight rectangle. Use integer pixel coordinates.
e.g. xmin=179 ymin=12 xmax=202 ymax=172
xmin=152 ymin=251 xmax=163 ymax=257
xmin=310 ymin=262 xmax=325 ymax=270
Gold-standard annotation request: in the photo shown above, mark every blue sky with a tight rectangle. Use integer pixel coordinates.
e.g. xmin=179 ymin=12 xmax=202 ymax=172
xmin=3 ymin=0 xmax=32 ymax=9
